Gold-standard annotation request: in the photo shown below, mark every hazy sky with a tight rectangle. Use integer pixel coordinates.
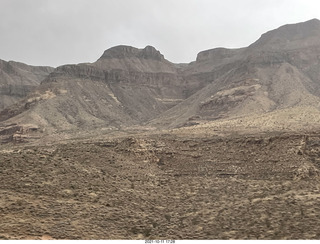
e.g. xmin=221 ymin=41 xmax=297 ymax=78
xmin=1 ymin=0 xmax=320 ymax=67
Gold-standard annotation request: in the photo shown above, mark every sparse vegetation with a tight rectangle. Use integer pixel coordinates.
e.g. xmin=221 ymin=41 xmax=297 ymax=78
xmin=0 ymin=132 xmax=320 ymax=239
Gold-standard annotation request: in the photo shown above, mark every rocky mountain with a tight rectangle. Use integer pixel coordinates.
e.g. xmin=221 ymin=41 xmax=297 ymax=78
xmin=1 ymin=19 xmax=320 ymax=142
xmin=0 ymin=59 xmax=54 ymax=110
xmin=0 ymin=45 xmax=207 ymax=139
xmin=150 ymin=18 xmax=320 ymax=128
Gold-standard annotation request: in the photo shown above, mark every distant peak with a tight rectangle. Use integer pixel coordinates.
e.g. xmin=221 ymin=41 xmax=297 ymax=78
xmin=99 ymin=45 xmax=164 ymax=61
xmin=280 ymin=18 xmax=320 ymax=31
xmin=99 ymin=45 xmax=140 ymax=59
xmin=249 ymin=18 xmax=320 ymax=50
xmin=305 ymin=18 xmax=320 ymax=24
xmin=138 ymin=46 xmax=164 ymax=61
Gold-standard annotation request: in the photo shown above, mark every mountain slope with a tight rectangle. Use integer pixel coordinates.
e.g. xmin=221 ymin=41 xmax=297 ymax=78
xmin=149 ymin=19 xmax=320 ymax=128
xmin=0 ymin=59 xmax=54 ymax=110
xmin=0 ymin=45 xmax=206 ymax=137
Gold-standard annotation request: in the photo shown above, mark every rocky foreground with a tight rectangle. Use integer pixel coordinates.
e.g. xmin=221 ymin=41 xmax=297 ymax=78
xmin=1 ymin=131 xmax=320 ymax=239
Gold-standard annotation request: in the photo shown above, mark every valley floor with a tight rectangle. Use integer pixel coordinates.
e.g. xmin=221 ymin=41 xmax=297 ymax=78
xmin=1 ymin=131 xmax=320 ymax=239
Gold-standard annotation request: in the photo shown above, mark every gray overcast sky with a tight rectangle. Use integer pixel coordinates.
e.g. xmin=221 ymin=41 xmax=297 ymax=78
xmin=1 ymin=0 xmax=320 ymax=67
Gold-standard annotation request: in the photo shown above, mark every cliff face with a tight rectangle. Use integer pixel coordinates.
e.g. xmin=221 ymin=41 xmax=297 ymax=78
xmin=0 ymin=59 xmax=54 ymax=110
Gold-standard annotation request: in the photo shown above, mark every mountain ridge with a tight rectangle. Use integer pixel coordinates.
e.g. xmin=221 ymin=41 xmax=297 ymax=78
xmin=99 ymin=45 xmax=165 ymax=61
xmin=249 ymin=18 xmax=320 ymax=51
xmin=1 ymin=19 xmax=320 ymax=143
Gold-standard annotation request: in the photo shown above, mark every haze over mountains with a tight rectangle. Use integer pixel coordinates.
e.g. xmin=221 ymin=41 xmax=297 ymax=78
xmin=1 ymin=19 xmax=320 ymax=142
